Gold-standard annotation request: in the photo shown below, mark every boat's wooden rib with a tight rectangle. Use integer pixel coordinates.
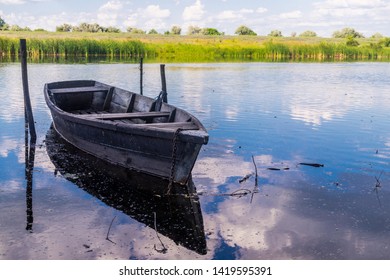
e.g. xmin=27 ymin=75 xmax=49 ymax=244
xmin=49 ymin=86 xmax=108 ymax=94
xmin=82 ymin=111 xmax=171 ymax=120
xmin=139 ymin=122 xmax=198 ymax=130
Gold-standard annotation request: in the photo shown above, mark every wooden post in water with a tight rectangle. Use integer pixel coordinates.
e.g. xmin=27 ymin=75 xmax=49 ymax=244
xmin=160 ymin=64 xmax=168 ymax=103
xmin=20 ymin=39 xmax=37 ymax=140
xmin=140 ymin=56 xmax=143 ymax=95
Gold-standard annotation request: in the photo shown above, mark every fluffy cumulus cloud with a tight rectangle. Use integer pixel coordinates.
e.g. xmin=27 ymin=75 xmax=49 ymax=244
xmin=143 ymin=5 xmax=170 ymax=19
xmin=182 ymin=0 xmax=205 ymax=21
xmin=215 ymin=8 xmax=254 ymax=21
xmin=138 ymin=5 xmax=171 ymax=31
xmin=309 ymin=0 xmax=390 ymax=35
xmin=279 ymin=10 xmax=303 ymax=19
xmin=97 ymin=0 xmax=123 ymax=27
xmin=313 ymin=0 xmax=389 ymax=17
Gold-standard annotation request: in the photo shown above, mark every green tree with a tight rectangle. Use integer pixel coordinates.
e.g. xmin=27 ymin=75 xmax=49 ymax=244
xmin=380 ymin=37 xmax=390 ymax=47
xmin=126 ymin=27 xmax=146 ymax=34
xmin=72 ymin=23 xmax=105 ymax=32
xmin=268 ymin=30 xmax=283 ymax=37
xmin=333 ymin=27 xmax=364 ymax=38
xmin=201 ymin=27 xmax=222 ymax=35
xmin=0 ymin=17 xmax=6 ymax=30
xmin=106 ymin=26 xmax=121 ymax=33
xmin=10 ymin=25 xmax=23 ymax=31
xmin=187 ymin=25 xmax=202 ymax=35
xmin=299 ymin=30 xmax=317 ymax=37
xmin=148 ymin=29 xmax=158 ymax=34
xmin=346 ymin=37 xmax=359 ymax=46
xmin=235 ymin=25 xmax=257 ymax=36
xmin=171 ymin=25 xmax=182 ymax=35
xmin=56 ymin=23 xmax=73 ymax=32
xmin=371 ymin=32 xmax=383 ymax=39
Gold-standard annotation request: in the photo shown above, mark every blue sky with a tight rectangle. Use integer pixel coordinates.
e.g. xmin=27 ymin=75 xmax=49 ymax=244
xmin=0 ymin=0 xmax=389 ymax=37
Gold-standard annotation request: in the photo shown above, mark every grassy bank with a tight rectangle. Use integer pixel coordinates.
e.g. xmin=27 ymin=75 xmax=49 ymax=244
xmin=1 ymin=31 xmax=390 ymax=62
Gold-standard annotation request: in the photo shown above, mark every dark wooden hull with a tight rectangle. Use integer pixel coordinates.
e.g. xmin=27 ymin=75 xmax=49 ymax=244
xmin=44 ymin=80 xmax=208 ymax=184
xmin=45 ymin=126 xmax=207 ymax=254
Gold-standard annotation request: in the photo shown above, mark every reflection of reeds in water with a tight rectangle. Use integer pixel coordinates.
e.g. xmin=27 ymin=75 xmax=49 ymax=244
xmin=1 ymin=35 xmax=390 ymax=62
xmin=45 ymin=126 xmax=207 ymax=255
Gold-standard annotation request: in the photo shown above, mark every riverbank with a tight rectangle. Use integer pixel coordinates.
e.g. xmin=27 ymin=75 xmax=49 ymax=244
xmin=1 ymin=31 xmax=390 ymax=62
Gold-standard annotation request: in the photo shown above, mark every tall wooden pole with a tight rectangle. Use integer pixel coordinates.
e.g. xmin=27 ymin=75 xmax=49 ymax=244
xmin=160 ymin=64 xmax=167 ymax=103
xmin=140 ymin=56 xmax=143 ymax=95
xmin=20 ymin=39 xmax=37 ymax=140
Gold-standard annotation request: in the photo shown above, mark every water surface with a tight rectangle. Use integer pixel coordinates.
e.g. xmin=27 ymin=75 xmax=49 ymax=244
xmin=0 ymin=62 xmax=389 ymax=259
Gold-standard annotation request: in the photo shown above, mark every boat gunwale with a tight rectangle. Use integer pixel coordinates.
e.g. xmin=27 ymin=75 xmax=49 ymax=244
xmin=44 ymin=81 xmax=209 ymax=145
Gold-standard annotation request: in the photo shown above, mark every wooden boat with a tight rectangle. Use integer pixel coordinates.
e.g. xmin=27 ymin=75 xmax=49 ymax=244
xmin=44 ymin=80 xmax=208 ymax=185
xmin=45 ymin=126 xmax=207 ymax=254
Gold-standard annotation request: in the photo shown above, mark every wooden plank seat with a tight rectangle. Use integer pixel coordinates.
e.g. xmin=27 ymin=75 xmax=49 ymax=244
xmin=140 ymin=122 xmax=199 ymax=130
xmin=82 ymin=111 xmax=171 ymax=120
xmin=50 ymin=86 xmax=109 ymax=94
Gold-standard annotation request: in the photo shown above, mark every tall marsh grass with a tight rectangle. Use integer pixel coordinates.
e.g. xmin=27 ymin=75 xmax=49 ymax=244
xmin=0 ymin=36 xmax=145 ymax=58
xmin=1 ymin=32 xmax=390 ymax=62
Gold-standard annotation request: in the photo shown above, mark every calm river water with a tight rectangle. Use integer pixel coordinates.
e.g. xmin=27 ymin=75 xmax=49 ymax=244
xmin=0 ymin=62 xmax=389 ymax=260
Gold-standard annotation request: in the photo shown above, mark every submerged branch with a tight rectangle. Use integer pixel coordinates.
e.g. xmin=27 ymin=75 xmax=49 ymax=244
xmin=153 ymin=212 xmax=168 ymax=254
xmin=106 ymin=216 xmax=117 ymax=244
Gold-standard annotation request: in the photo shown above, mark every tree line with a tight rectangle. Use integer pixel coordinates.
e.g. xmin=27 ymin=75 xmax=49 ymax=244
xmin=0 ymin=16 xmax=388 ymax=39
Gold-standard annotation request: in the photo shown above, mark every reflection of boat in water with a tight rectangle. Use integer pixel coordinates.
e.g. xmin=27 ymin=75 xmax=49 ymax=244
xmin=45 ymin=125 xmax=207 ymax=255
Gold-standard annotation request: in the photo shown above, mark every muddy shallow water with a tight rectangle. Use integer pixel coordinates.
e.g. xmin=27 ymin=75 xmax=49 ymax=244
xmin=1 ymin=62 xmax=389 ymax=259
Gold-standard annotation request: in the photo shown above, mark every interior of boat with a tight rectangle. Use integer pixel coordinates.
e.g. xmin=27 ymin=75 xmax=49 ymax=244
xmin=48 ymin=83 xmax=198 ymax=130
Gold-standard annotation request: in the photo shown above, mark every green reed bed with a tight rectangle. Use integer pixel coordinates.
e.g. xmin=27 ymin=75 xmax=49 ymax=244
xmin=0 ymin=36 xmax=146 ymax=59
xmin=1 ymin=33 xmax=390 ymax=62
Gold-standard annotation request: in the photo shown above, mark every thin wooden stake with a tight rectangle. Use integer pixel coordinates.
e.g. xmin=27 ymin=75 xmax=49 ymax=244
xmin=139 ymin=56 xmax=143 ymax=95
xmin=20 ymin=39 xmax=37 ymax=141
xmin=160 ymin=64 xmax=168 ymax=103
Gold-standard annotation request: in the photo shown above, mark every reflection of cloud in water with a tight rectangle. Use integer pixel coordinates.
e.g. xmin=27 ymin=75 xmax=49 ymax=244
xmin=193 ymin=155 xmax=253 ymax=186
xmin=205 ymin=186 xmax=291 ymax=254
xmin=287 ymin=73 xmax=376 ymax=126
xmin=290 ymin=106 xmax=342 ymax=126
xmin=0 ymin=137 xmax=19 ymax=158
xmin=225 ymin=106 xmax=240 ymax=121
xmin=194 ymin=152 xmax=390 ymax=259
xmin=0 ymin=180 xmax=23 ymax=193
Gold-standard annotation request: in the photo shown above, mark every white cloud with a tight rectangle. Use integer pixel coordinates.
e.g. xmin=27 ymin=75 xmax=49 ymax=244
xmin=215 ymin=9 xmax=255 ymax=21
xmin=142 ymin=5 xmax=170 ymax=19
xmin=0 ymin=0 xmax=25 ymax=4
xmin=313 ymin=0 xmax=389 ymax=17
xmin=316 ymin=0 xmax=387 ymax=9
xmin=256 ymin=7 xmax=268 ymax=14
xmin=123 ymin=4 xmax=171 ymax=30
xmin=98 ymin=0 xmax=122 ymax=12
xmin=182 ymin=0 xmax=205 ymax=21
xmin=124 ymin=13 xmax=138 ymax=27
xmin=216 ymin=10 xmax=240 ymax=21
xmin=279 ymin=10 xmax=303 ymax=19
xmin=97 ymin=1 xmax=123 ymax=26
